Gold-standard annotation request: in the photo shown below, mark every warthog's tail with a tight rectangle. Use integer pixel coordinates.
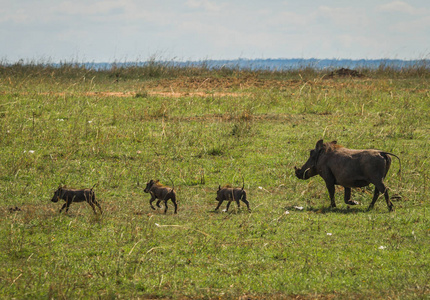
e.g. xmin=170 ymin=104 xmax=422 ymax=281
xmin=381 ymin=152 xmax=401 ymax=175
xmin=381 ymin=152 xmax=402 ymax=199
xmin=168 ymin=178 xmax=175 ymax=190
xmin=241 ymin=176 xmax=245 ymax=190
xmin=381 ymin=152 xmax=402 ymax=185
xmin=90 ymin=183 xmax=98 ymax=191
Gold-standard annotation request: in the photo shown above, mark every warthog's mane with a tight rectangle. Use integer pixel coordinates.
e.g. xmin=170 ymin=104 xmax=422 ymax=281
xmin=153 ymin=181 xmax=167 ymax=187
xmin=220 ymin=184 xmax=233 ymax=188
xmin=324 ymin=141 xmax=344 ymax=152
xmin=151 ymin=179 xmax=174 ymax=189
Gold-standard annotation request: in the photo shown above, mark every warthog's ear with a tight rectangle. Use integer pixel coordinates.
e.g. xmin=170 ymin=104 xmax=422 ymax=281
xmin=331 ymin=140 xmax=337 ymax=145
xmin=316 ymin=139 xmax=324 ymax=150
xmin=218 ymin=185 xmax=221 ymax=190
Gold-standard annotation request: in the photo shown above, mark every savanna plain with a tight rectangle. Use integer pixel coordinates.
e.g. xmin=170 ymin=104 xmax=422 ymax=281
xmin=0 ymin=62 xmax=429 ymax=299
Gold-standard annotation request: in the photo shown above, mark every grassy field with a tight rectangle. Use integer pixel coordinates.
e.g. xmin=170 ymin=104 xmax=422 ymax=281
xmin=0 ymin=62 xmax=429 ymax=299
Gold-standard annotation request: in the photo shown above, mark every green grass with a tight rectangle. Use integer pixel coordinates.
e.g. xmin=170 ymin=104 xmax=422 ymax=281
xmin=0 ymin=63 xmax=429 ymax=299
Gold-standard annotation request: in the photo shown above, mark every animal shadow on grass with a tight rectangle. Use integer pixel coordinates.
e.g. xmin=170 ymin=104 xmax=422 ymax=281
xmin=208 ymin=207 xmax=249 ymax=214
xmin=88 ymin=213 xmax=103 ymax=224
xmin=285 ymin=205 xmax=371 ymax=215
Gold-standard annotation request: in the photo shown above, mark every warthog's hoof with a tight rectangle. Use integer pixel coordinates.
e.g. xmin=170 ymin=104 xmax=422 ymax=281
xmin=345 ymin=200 xmax=360 ymax=205
xmin=9 ymin=206 xmax=21 ymax=212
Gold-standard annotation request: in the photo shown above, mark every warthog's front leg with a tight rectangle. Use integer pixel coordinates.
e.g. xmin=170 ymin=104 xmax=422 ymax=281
xmin=149 ymin=195 xmax=157 ymax=210
xmin=214 ymin=200 xmax=224 ymax=211
xmin=59 ymin=196 xmax=74 ymax=213
xmin=325 ymin=182 xmax=336 ymax=208
xmin=225 ymin=200 xmax=232 ymax=212
xmin=59 ymin=202 xmax=68 ymax=213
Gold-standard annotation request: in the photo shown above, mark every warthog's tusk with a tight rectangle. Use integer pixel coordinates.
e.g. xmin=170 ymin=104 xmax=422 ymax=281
xmin=303 ymin=168 xmax=311 ymax=179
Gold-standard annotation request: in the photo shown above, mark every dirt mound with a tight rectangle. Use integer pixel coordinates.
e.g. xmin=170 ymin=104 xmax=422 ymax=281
xmin=326 ymin=68 xmax=364 ymax=78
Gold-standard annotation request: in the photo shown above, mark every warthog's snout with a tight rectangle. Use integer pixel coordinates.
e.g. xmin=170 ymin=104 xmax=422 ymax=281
xmin=51 ymin=190 xmax=61 ymax=203
xmin=294 ymin=166 xmax=301 ymax=179
xmin=294 ymin=166 xmax=311 ymax=180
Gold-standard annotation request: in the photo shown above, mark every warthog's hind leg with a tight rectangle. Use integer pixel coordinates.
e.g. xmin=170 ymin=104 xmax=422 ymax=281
xmin=241 ymin=198 xmax=251 ymax=212
xmin=94 ymin=200 xmax=103 ymax=214
xmin=368 ymin=183 xmax=394 ymax=212
xmin=344 ymin=187 xmax=359 ymax=205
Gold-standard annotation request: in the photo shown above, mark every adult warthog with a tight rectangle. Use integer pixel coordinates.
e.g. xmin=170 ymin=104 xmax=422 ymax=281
xmin=294 ymin=140 xmax=401 ymax=211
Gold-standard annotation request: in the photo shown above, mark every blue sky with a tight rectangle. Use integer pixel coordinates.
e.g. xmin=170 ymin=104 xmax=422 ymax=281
xmin=2 ymin=0 xmax=429 ymax=62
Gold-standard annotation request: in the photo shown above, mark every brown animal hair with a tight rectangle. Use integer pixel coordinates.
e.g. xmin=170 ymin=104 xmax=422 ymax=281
xmin=325 ymin=140 xmax=343 ymax=151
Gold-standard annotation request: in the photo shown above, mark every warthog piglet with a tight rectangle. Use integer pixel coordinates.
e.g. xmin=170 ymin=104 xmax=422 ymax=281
xmin=215 ymin=183 xmax=251 ymax=212
xmin=144 ymin=180 xmax=178 ymax=214
xmin=51 ymin=185 xmax=102 ymax=214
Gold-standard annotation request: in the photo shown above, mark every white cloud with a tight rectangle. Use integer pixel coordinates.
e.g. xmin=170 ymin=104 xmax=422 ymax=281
xmin=388 ymin=15 xmax=430 ymax=33
xmin=1 ymin=0 xmax=429 ymax=62
xmin=185 ymin=0 xmax=224 ymax=12
xmin=52 ymin=0 xmax=126 ymax=16
xmin=377 ymin=1 xmax=425 ymax=15
xmin=317 ymin=5 xmax=370 ymax=28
